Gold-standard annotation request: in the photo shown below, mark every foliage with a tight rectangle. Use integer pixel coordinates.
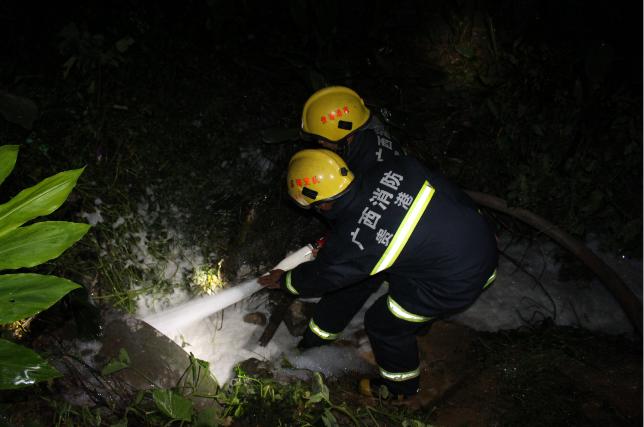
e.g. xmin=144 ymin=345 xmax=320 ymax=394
xmin=67 ymin=353 xmax=434 ymax=426
xmin=408 ymin=3 xmax=642 ymax=256
xmin=0 ymin=145 xmax=90 ymax=389
xmin=58 ymin=22 xmax=134 ymax=81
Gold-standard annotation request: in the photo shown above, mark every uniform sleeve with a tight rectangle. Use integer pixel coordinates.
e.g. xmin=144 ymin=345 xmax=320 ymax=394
xmin=279 ymin=236 xmax=373 ymax=298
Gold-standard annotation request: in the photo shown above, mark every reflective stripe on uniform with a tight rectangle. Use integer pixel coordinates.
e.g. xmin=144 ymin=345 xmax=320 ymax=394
xmin=370 ymin=181 xmax=435 ymax=276
xmin=379 ymin=366 xmax=420 ymax=382
xmin=483 ymin=269 xmax=497 ymax=289
xmin=308 ymin=318 xmax=339 ymax=340
xmin=387 ymin=295 xmax=432 ymax=323
xmin=284 ymin=271 xmax=299 ymax=295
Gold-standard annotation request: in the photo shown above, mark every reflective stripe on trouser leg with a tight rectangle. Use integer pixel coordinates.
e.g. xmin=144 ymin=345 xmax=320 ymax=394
xmin=379 ymin=366 xmax=420 ymax=382
xmin=483 ymin=269 xmax=497 ymax=289
xmin=308 ymin=318 xmax=339 ymax=340
xmin=387 ymin=296 xmax=433 ymax=323
xmin=301 ymin=277 xmax=384 ymax=348
xmin=365 ymin=294 xmax=423 ymax=395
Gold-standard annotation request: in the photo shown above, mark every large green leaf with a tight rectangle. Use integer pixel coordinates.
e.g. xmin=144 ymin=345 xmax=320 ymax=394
xmin=0 ymin=221 xmax=91 ymax=271
xmin=0 ymin=145 xmax=19 ymax=186
xmin=0 ymin=273 xmax=80 ymax=324
xmin=0 ymin=167 xmax=84 ymax=238
xmin=152 ymin=388 xmax=194 ymax=421
xmin=0 ymin=337 xmax=61 ymax=389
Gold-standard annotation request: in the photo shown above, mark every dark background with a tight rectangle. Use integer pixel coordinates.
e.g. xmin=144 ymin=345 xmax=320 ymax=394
xmin=1 ymin=0 xmax=641 ymax=257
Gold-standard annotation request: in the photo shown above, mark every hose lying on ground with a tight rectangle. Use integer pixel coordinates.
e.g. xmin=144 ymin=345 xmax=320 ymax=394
xmin=466 ymin=190 xmax=642 ymax=336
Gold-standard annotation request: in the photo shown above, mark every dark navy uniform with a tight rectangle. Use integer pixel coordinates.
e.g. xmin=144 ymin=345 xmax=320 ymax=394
xmin=281 ymin=156 xmax=498 ymax=394
xmin=303 ymin=119 xmax=405 ymax=353
xmin=343 ymin=119 xmax=404 ymax=176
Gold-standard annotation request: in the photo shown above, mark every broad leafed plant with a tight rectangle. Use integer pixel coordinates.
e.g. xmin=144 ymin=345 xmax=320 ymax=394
xmin=0 ymin=144 xmax=90 ymax=389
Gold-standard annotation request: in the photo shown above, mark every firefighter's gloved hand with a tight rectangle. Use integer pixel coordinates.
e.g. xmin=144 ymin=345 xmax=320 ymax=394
xmin=258 ymin=269 xmax=285 ymax=289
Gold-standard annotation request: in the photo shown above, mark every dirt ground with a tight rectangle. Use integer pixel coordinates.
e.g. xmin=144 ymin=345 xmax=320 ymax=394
xmin=328 ymin=321 xmax=642 ymax=427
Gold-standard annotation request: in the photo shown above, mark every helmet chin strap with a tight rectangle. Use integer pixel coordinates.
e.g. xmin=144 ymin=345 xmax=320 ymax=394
xmin=336 ymin=138 xmax=349 ymax=158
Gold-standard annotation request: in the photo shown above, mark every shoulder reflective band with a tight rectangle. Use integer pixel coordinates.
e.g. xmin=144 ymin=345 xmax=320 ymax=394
xmin=370 ymin=181 xmax=435 ymax=275
xmin=379 ymin=365 xmax=420 ymax=382
xmin=387 ymin=295 xmax=432 ymax=323
xmin=284 ymin=271 xmax=299 ymax=295
xmin=308 ymin=319 xmax=339 ymax=340
xmin=484 ymin=269 xmax=497 ymax=289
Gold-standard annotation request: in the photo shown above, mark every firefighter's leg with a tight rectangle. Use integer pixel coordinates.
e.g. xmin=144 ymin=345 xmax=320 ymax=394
xmin=363 ymin=294 xmax=430 ymax=396
xmin=299 ymin=274 xmax=384 ymax=349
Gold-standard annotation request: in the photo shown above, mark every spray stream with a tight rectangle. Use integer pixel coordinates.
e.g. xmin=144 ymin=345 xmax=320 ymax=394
xmin=143 ymin=245 xmax=314 ymax=335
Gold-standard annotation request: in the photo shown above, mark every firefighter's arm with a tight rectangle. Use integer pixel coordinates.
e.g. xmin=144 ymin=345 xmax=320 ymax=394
xmin=278 ymin=255 xmax=368 ymax=298
xmin=256 ymin=265 xmax=321 ymax=296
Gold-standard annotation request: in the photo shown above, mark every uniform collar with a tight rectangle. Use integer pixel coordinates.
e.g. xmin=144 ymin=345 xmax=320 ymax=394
xmin=316 ymin=180 xmax=359 ymax=220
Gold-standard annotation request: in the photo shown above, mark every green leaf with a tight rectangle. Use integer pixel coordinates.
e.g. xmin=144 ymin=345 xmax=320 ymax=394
xmin=118 ymin=347 xmax=130 ymax=364
xmin=0 ymin=145 xmax=19 ymax=187
xmin=321 ymin=409 xmax=339 ymax=427
xmin=152 ymin=388 xmax=193 ymax=421
xmin=0 ymin=273 xmax=80 ymax=324
xmin=102 ymin=348 xmax=131 ymax=376
xmin=0 ymin=167 xmax=85 ymax=238
xmin=194 ymin=406 xmax=221 ymax=427
xmin=101 ymin=359 xmax=128 ymax=376
xmin=307 ymin=372 xmax=330 ymax=405
xmin=134 ymin=390 xmax=145 ymax=405
xmin=115 ymin=37 xmax=135 ymax=53
xmin=0 ymin=221 xmax=91 ymax=271
xmin=0 ymin=338 xmax=61 ymax=389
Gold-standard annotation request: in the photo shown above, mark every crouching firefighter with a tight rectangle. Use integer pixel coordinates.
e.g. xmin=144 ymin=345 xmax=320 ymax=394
xmin=258 ymin=149 xmax=498 ymax=399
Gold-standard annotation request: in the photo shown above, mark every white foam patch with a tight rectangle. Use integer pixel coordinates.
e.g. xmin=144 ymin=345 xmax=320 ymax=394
xmin=138 ymin=283 xmax=387 ymax=385
xmin=289 ymin=346 xmax=373 ymax=378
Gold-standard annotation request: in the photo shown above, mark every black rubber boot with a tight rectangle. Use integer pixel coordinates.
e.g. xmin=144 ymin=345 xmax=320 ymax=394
xmin=297 ymin=329 xmax=329 ymax=350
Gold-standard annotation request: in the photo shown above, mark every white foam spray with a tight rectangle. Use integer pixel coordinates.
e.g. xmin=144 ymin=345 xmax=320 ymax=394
xmin=143 ymin=245 xmax=315 ymax=336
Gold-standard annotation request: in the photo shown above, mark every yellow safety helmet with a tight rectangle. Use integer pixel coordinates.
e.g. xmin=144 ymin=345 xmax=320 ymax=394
xmin=301 ymin=86 xmax=371 ymax=142
xmin=287 ymin=149 xmax=354 ymax=207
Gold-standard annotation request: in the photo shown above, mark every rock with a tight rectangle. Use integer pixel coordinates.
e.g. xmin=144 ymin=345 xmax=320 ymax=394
xmin=273 ymin=368 xmax=314 ymax=384
xmin=101 ymin=309 xmax=221 ymax=410
xmin=237 ymin=358 xmax=273 ymax=378
xmin=243 ymin=312 xmax=267 ymax=325
xmin=34 ymin=308 xmax=219 ymax=410
xmin=283 ymin=300 xmax=315 ymax=337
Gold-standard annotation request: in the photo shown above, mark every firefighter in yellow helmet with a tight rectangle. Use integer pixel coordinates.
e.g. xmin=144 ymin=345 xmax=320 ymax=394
xmin=286 ymin=149 xmax=354 ymax=208
xmin=298 ymin=87 xmax=405 ymax=328
xmin=301 ymin=86 xmax=404 ymax=175
xmin=259 ymin=149 xmax=498 ymax=400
